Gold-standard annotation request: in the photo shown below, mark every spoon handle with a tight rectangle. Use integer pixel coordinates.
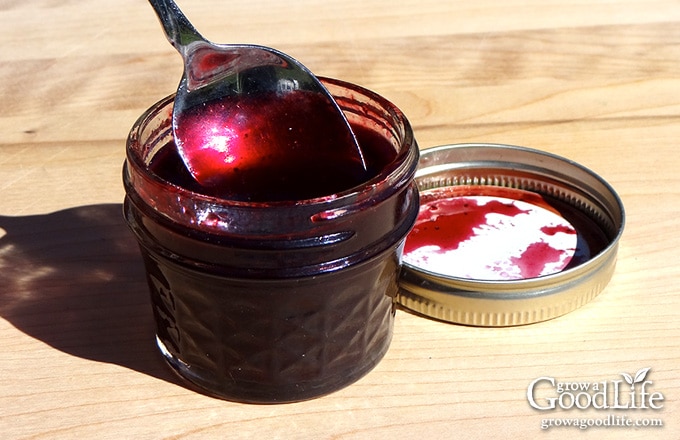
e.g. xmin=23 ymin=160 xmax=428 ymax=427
xmin=148 ymin=0 xmax=204 ymax=55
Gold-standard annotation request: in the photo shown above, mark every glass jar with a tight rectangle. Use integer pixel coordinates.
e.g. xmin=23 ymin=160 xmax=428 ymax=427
xmin=123 ymin=78 xmax=419 ymax=403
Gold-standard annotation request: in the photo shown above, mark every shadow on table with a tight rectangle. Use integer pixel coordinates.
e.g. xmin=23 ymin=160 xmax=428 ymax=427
xmin=0 ymin=203 xmax=179 ymax=386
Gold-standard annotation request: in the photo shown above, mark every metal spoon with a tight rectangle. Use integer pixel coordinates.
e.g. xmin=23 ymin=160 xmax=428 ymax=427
xmin=147 ymin=0 xmax=367 ymax=193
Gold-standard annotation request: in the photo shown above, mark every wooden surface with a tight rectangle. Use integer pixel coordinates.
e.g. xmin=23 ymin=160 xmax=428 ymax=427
xmin=1 ymin=0 xmax=679 ymax=438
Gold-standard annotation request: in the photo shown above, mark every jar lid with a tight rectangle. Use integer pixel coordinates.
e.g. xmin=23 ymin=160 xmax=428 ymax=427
xmin=397 ymin=143 xmax=625 ymax=326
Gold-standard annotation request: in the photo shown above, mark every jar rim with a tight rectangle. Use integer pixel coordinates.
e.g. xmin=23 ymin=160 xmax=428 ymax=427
xmin=124 ymin=77 xmax=419 ymax=238
xmin=125 ymin=77 xmax=416 ymax=209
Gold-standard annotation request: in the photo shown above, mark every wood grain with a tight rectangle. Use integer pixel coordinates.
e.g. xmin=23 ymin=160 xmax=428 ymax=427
xmin=1 ymin=0 xmax=679 ymax=439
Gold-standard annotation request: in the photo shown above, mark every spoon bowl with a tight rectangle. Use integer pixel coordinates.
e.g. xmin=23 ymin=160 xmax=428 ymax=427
xmin=148 ymin=0 xmax=367 ymax=198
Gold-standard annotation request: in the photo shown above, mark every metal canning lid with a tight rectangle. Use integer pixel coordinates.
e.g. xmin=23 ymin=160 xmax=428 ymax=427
xmin=397 ymin=143 xmax=625 ymax=326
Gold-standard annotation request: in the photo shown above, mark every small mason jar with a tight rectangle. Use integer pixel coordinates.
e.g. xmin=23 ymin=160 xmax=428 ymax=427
xmin=123 ymin=78 xmax=419 ymax=403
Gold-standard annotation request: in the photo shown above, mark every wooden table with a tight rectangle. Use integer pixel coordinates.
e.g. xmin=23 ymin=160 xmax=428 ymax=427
xmin=2 ymin=0 xmax=679 ymax=438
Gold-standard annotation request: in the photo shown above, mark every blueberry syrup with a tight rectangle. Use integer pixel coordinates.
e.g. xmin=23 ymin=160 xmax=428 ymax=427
xmin=403 ymin=186 xmax=608 ymax=280
xmin=152 ymin=121 xmax=395 ymax=202
xmin=510 ymin=241 xmax=567 ymax=279
xmin=173 ymin=89 xmax=373 ymax=201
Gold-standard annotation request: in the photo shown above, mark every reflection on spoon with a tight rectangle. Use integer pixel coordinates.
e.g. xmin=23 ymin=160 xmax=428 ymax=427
xmin=147 ymin=0 xmax=367 ymax=194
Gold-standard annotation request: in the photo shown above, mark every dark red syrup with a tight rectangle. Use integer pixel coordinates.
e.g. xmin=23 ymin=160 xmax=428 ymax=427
xmin=173 ymin=89 xmax=381 ymax=201
xmin=152 ymin=122 xmax=395 ymax=202
xmin=406 ymin=196 xmax=529 ymax=254
xmin=403 ymin=186 xmax=609 ymax=280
